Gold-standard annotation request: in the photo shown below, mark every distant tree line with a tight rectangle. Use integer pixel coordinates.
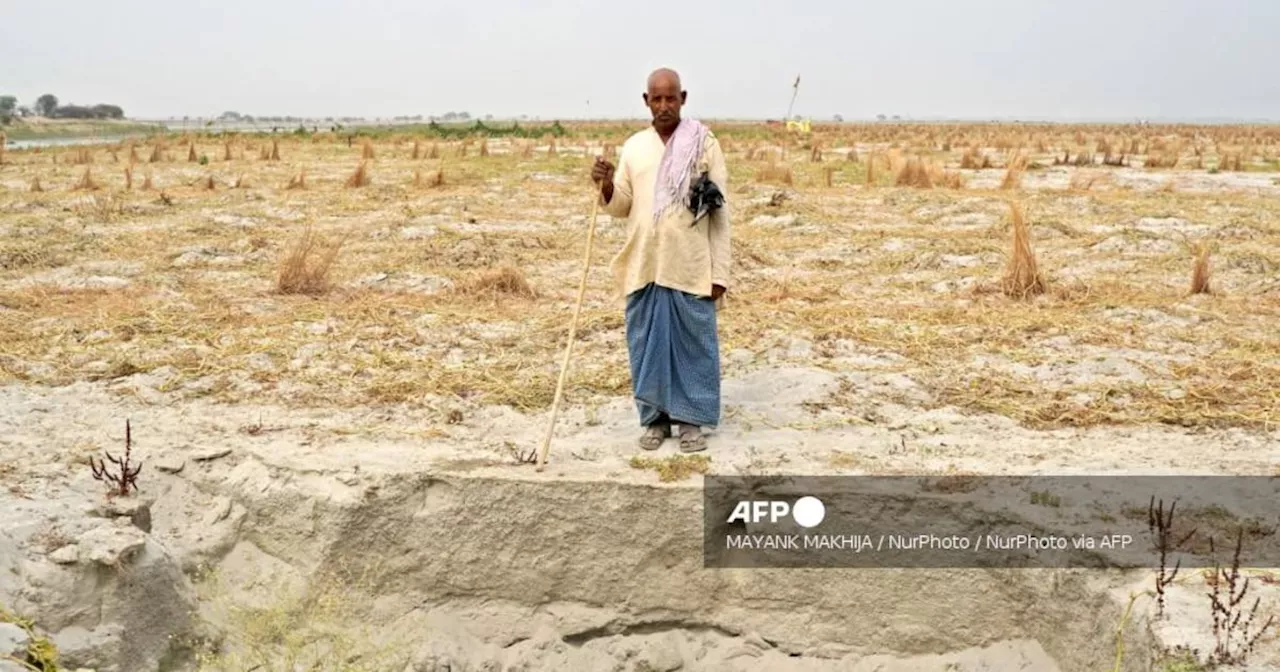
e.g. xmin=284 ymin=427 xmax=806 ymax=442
xmin=216 ymin=111 xmax=370 ymax=124
xmin=0 ymin=93 xmax=126 ymax=124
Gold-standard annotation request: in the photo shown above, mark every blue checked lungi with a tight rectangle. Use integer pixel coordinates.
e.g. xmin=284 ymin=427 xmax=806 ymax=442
xmin=624 ymin=282 xmax=721 ymax=428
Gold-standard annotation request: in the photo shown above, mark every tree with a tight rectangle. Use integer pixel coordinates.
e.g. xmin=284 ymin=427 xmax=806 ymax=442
xmin=35 ymin=94 xmax=58 ymax=117
xmin=0 ymin=95 xmax=15 ymax=124
xmin=91 ymin=104 xmax=124 ymax=119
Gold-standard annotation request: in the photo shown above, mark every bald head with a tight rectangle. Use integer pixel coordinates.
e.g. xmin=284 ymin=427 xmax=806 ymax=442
xmin=647 ymin=68 xmax=682 ymax=92
xmin=644 ymin=68 xmax=686 ymax=137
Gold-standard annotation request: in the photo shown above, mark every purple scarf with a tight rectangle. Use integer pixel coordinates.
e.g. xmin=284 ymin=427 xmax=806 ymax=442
xmin=652 ymin=118 xmax=709 ymax=223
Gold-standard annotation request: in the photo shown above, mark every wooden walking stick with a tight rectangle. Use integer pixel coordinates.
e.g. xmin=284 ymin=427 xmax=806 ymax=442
xmin=536 ymin=182 xmax=601 ymax=471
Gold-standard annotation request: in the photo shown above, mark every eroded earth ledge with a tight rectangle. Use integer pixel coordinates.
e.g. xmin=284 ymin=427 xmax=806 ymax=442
xmin=3 ymin=367 xmax=1279 ymax=672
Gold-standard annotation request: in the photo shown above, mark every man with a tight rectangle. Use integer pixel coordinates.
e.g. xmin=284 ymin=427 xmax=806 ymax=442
xmin=590 ymin=68 xmax=731 ymax=453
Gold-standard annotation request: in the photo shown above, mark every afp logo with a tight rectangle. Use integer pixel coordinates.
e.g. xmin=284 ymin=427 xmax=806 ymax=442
xmin=726 ymin=496 xmax=825 ymax=528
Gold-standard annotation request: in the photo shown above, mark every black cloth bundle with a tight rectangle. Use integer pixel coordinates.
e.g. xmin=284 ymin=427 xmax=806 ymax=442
xmin=687 ymin=171 xmax=724 ymax=225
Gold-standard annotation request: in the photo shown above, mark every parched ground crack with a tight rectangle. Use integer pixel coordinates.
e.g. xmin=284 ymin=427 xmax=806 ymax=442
xmin=563 ymin=619 xmax=744 ymax=647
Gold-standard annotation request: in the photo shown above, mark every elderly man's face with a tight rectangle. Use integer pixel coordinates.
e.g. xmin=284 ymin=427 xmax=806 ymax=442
xmin=645 ymin=75 xmax=685 ymax=133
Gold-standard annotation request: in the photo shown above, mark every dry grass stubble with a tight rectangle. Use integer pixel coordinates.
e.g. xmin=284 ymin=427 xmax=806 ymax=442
xmin=0 ymin=123 xmax=1277 ymax=431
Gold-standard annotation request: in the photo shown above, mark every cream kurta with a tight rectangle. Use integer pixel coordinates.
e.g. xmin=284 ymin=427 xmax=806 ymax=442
xmin=600 ymin=126 xmax=731 ymax=302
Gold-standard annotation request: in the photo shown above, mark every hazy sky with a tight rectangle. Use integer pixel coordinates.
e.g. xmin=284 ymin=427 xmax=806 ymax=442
xmin=3 ymin=0 xmax=1277 ymax=121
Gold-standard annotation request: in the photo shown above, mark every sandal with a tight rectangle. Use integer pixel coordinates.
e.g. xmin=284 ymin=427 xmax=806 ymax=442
xmin=638 ymin=424 xmax=671 ymax=451
xmin=678 ymin=425 xmax=707 ymax=453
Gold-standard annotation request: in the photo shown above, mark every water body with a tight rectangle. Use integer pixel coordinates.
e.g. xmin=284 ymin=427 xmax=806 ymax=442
xmin=5 ymin=134 xmax=152 ymax=150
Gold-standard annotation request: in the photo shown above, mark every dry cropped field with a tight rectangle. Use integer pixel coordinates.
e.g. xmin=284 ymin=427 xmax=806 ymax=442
xmin=2 ymin=122 xmax=1279 ymax=442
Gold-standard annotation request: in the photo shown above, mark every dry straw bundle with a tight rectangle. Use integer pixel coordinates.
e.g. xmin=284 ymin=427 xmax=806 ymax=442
xmin=1190 ymin=243 xmax=1212 ymax=295
xmin=755 ymin=162 xmax=793 ymax=185
xmin=413 ymin=166 xmax=444 ymax=188
xmin=1000 ymin=152 xmax=1027 ymax=190
xmin=894 ymin=157 xmax=932 ymax=188
xmin=259 ymin=140 xmax=281 ymax=161
xmin=453 ymin=266 xmax=538 ymax=300
xmin=345 ymin=162 xmax=370 ymax=188
xmin=1001 ymin=201 xmax=1044 ymax=298
xmin=74 ymin=167 xmax=100 ymax=191
xmin=277 ymin=223 xmax=345 ymax=295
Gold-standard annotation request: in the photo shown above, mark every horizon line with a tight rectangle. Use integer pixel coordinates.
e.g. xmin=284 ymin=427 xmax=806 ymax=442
xmin=121 ymin=115 xmax=1280 ymax=125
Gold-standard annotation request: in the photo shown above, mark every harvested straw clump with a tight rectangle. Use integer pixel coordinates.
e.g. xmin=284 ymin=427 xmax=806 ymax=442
xmin=755 ymin=162 xmax=793 ymax=185
xmin=362 ymin=139 xmax=375 ymax=160
xmin=259 ymin=140 xmax=281 ymax=161
xmin=345 ymin=162 xmax=370 ymax=188
xmin=455 ymin=266 xmax=538 ymax=299
xmin=892 ymin=157 xmax=963 ymax=189
xmin=1190 ymin=244 xmax=1212 ymax=294
xmin=1001 ymin=201 xmax=1045 ymax=298
xmin=413 ymin=168 xmax=444 ymax=188
xmin=1000 ymin=153 xmax=1027 ymax=190
xmin=287 ymin=168 xmax=307 ymax=190
xmin=277 ymin=224 xmax=344 ymax=295
xmin=894 ymin=157 xmax=933 ymax=188
xmin=74 ymin=167 xmax=100 ymax=191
